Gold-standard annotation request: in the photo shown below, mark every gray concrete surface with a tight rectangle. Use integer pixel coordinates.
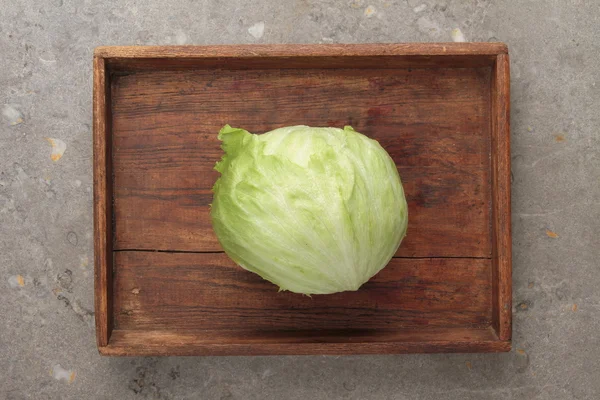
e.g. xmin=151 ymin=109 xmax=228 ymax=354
xmin=1 ymin=0 xmax=599 ymax=399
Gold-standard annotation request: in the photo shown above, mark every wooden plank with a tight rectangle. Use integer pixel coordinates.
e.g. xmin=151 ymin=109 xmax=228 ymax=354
xmin=95 ymin=43 xmax=508 ymax=59
xmin=111 ymin=67 xmax=492 ymax=257
xmin=491 ymin=53 xmax=512 ymax=341
xmin=93 ymin=55 xmax=113 ymax=347
xmin=95 ymin=43 xmax=507 ymax=70
xmin=95 ymin=43 xmax=507 ymax=71
xmin=113 ymin=252 xmax=492 ymax=332
xmin=100 ymin=327 xmax=509 ymax=356
xmin=105 ymin=57 xmax=498 ymax=71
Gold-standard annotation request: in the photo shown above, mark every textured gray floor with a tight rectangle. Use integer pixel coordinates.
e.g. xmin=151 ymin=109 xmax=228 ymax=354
xmin=1 ymin=1 xmax=599 ymax=399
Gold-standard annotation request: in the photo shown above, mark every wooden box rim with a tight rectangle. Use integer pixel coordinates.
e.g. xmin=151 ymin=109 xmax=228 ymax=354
xmin=93 ymin=43 xmax=511 ymax=356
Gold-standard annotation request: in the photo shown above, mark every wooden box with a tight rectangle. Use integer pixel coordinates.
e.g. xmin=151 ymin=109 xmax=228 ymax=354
xmin=93 ymin=44 xmax=511 ymax=356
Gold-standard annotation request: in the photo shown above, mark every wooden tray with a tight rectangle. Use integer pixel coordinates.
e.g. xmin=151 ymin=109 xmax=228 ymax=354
xmin=93 ymin=44 xmax=511 ymax=356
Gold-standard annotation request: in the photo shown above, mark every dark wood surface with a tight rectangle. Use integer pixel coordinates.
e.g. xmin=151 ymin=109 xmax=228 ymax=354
xmin=111 ymin=67 xmax=492 ymax=257
xmin=113 ymin=252 xmax=492 ymax=331
xmin=93 ymin=44 xmax=511 ymax=356
xmin=101 ymin=327 xmax=509 ymax=356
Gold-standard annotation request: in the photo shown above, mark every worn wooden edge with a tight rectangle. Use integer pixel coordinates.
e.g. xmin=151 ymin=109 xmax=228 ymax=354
xmin=93 ymin=55 xmax=114 ymax=348
xmin=94 ymin=43 xmax=510 ymax=355
xmin=94 ymin=43 xmax=508 ymax=59
xmin=490 ymin=53 xmax=512 ymax=342
xmin=98 ymin=327 xmax=510 ymax=356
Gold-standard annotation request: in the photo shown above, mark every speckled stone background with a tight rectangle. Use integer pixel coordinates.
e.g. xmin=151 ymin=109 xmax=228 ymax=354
xmin=1 ymin=1 xmax=599 ymax=399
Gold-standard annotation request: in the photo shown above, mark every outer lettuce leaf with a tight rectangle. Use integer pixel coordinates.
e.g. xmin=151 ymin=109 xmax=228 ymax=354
xmin=211 ymin=125 xmax=408 ymax=295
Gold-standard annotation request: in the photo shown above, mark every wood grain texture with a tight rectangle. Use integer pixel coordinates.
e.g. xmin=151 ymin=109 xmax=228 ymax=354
xmin=95 ymin=43 xmax=508 ymax=59
xmin=93 ymin=44 xmax=512 ymax=355
xmin=490 ymin=53 xmax=512 ymax=341
xmin=111 ymin=67 xmax=492 ymax=257
xmin=113 ymin=252 xmax=492 ymax=332
xmin=93 ymin=56 xmax=113 ymax=346
xmin=101 ymin=327 xmax=509 ymax=356
xmin=95 ymin=43 xmax=507 ymax=71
